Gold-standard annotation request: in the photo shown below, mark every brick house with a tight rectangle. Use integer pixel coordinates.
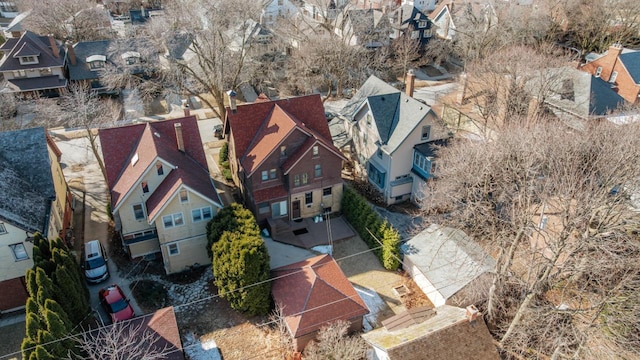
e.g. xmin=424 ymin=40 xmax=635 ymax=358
xmin=100 ymin=116 xmax=223 ymax=274
xmin=581 ymin=43 xmax=640 ymax=105
xmin=224 ymin=94 xmax=347 ymax=226
xmin=0 ymin=127 xmax=73 ymax=313
xmin=271 ymin=254 xmax=369 ymax=351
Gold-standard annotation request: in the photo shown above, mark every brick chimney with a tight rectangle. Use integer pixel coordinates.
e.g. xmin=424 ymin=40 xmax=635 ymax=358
xmin=227 ymin=90 xmax=237 ymax=113
xmin=66 ymin=42 xmax=76 ymax=66
xmin=406 ymin=69 xmax=416 ymax=97
xmin=49 ymin=35 xmax=59 ymax=58
xmin=466 ymin=305 xmax=479 ymax=323
xmin=174 ymin=123 xmax=185 ymax=152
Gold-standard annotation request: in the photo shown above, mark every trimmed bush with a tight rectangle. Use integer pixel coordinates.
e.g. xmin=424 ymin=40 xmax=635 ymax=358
xmin=341 ymin=187 xmax=401 ymax=271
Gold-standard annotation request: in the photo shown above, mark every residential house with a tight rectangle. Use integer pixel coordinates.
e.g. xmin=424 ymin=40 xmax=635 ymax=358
xmin=334 ymin=8 xmax=391 ymax=48
xmin=362 ymin=305 xmax=500 ymax=360
xmin=389 ymin=3 xmax=434 ymax=44
xmin=541 ymin=66 xmax=626 ymax=127
xmin=225 ymin=93 xmax=347 ymax=225
xmin=427 ymin=0 xmax=455 ymax=40
xmin=261 ymin=0 xmax=299 ymax=26
xmin=0 ymin=127 xmax=73 ymax=313
xmin=580 ymin=43 xmax=640 ymax=105
xmin=300 ymin=0 xmax=350 ymax=22
xmin=0 ymin=31 xmax=67 ymax=96
xmin=66 ymin=38 xmax=159 ymax=94
xmin=89 ymin=306 xmax=185 ymax=360
xmin=402 ymin=224 xmax=495 ymax=307
xmin=0 ymin=4 xmax=21 ymax=29
xmin=271 ymin=254 xmax=369 ymax=351
xmin=99 ymin=116 xmax=223 ymax=275
xmin=338 ymin=74 xmax=450 ymax=205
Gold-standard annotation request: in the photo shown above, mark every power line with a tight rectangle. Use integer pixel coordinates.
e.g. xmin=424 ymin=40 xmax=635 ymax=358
xmin=0 ymin=243 xmax=385 ymax=359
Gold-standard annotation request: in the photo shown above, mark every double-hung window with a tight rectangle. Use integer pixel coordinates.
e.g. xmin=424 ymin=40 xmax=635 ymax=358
xmin=163 ymin=213 xmax=184 ymax=228
xmin=10 ymin=243 xmax=28 ymax=261
xmin=192 ymin=207 xmax=213 ymax=222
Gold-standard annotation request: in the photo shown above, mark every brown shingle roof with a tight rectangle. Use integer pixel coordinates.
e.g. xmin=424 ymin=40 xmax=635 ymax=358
xmin=99 ymin=116 xmax=218 ymax=212
xmin=226 ymin=94 xmax=333 ymax=172
xmin=271 ymin=254 xmax=369 ymax=338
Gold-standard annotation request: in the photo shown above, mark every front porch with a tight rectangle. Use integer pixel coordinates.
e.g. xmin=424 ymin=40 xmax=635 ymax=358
xmin=266 ymin=215 xmax=355 ymax=249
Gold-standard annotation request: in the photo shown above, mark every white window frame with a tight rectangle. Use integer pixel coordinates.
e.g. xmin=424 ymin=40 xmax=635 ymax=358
xmin=10 ymin=243 xmax=28 ymax=261
xmin=132 ymin=204 xmax=145 ymax=221
xmin=270 ymin=168 xmax=277 ymax=179
xmin=418 ymin=20 xmax=427 ymax=28
xmin=609 ymin=71 xmax=618 ymax=83
xmin=162 ymin=212 xmax=184 ymax=228
xmin=168 ymin=243 xmax=180 ymax=256
xmin=271 ymin=201 xmax=287 ymax=217
xmin=191 ymin=207 xmax=213 ymax=222
xmin=595 ymin=66 xmax=603 ymax=77
xmin=313 ymin=145 xmax=319 ymax=156
xmin=179 ymin=189 xmax=189 ymax=203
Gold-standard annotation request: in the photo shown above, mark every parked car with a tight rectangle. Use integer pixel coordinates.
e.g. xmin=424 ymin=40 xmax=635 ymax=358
xmin=99 ymin=284 xmax=135 ymax=322
xmin=83 ymin=240 xmax=110 ymax=284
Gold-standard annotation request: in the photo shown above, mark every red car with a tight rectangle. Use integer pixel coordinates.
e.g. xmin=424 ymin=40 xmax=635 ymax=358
xmin=99 ymin=284 xmax=135 ymax=322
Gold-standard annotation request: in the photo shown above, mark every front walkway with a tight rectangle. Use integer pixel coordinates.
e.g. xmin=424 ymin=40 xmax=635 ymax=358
xmin=266 ymin=216 xmax=355 ymax=249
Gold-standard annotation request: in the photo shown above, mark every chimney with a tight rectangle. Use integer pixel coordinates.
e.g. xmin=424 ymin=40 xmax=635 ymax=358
xmin=227 ymin=90 xmax=237 ymax=113
xmin=66 ymin=42 xmax=76 ymax=66
xmin=609 ymin=43 xmax=624 ymax=58
xmin=174 ymin=123 xmax=185 ymax=152
xmin=49 ymin=35 xmax=59 ymax=58
xmin=406 ymin=69 xmax=416 ymax=97
xmin=457 ymin=72 xmax=468 ymax=105
xmin=182 ymin=101 xmax=191 ymax=117
xmin=466 ymin=305 xmax=479 ymax=323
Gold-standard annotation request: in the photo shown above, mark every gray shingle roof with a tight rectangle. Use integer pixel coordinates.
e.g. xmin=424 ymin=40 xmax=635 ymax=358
xmin=67 ymin=40 xmax=111 ymax=81
xmin=8 ymin=75 xmax=67 ymax=91
xmin=403 ymin=224 xmax=495 ymax=300
xmin=0 ymin=31 xmax=65 ymax=72
xmin=619 ymin=51 xmax=640 ymax=84
xmin=0 ymin=127 xmax=56 ymax=233
xmin=340 ymin=75 xmax=433 ymax=153
xmin=589 ymin=76 xmax=626 ymax=115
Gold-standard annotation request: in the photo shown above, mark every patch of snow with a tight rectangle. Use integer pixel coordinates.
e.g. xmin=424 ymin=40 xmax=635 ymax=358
xmin=354 ymin=285 xmax=388 ymax=332
xmin=183 ymin=333 xmax=222 ymax=360
xmin=311 ymin=245 xmax=332 ymax=255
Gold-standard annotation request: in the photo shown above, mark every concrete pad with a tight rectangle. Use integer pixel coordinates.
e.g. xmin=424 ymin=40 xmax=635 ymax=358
xmin=263 ymin=236 xmax=318 ymax=269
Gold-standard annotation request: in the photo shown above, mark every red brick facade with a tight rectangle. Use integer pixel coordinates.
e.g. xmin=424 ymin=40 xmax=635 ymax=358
xmin=581 ymin=44 xmax=640 ymax=104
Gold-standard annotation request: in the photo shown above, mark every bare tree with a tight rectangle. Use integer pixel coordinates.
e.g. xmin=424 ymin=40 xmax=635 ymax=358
xmin=19 ymin=0 xmax=113 ymax=41
xmin=268 ymin=304 xmax=295 ymax=359
xmin=303 ymin=320 xmax=367 ymax=360
xmin=68 ymin=321 xmax=174 ymax=360
xmin=389 ymin=30 xmax=427 ymax=86
xmin=147 ymin=0 xmax=261 ymax=119
xmin=0 ymin=93 xmax=19 ymax=131
xmin=426 ymin=120 xmax=640 ymax=358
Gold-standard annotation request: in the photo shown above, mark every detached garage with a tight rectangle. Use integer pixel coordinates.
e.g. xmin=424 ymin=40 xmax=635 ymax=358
xmin=402 ymin=224 xmax=495 ymax=307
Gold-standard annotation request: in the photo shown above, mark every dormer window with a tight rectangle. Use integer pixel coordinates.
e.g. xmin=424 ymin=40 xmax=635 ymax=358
xmin=595 ymin=66 xmax=603 ymax=77
xmin=19 ymin=55 xmax=39 ymax=65
xmin=122 ymin=51 xmax=141 ymax=65
xmin=86 ymin=55 xmax=106 ymax=69
xmin=418 ymin=20 xmax=428 ymax=28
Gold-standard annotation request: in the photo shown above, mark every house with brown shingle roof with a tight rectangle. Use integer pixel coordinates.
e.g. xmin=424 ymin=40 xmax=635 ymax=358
xmin=362 ymin=305 xmax=500 ymax=360
xmin=0 ymin=30 xmax=67 ymax=96
xmin=99 ymin=116 xmax=222 ymax=274
xmin=271 ymin=254 xmax=369 ymax=351
xmin=225 ymin=94 xmax=347 ymax=226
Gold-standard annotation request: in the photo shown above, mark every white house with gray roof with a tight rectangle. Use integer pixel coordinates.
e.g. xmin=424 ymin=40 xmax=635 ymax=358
xmin=338 ymin=75 xmax=450 ymax=205
xmin=402 ymin=224 xmax=495 ymax=307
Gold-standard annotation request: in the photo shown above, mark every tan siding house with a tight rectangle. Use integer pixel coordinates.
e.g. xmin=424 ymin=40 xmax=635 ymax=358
xmin=100 ymin=116 xmax=222 ymax=274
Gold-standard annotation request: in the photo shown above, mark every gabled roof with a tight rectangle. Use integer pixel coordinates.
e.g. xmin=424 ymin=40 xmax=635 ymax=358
xmin=340 ymin=75 xmax=434 ymax=153
xmin=0 ymin=127 xmax=56 ymax=233
xmin=93 ymin=307 xmax=185 ymax=360
xmin=226 ymin=94 xmax=338 ymax=174
xmin=271 ymin=254 xmax=369 ymax=338
xmin=0 ymin=31 xmax=65 ymax=72
xmin=403 ymin=224 xmax=495 ymax=300
xmin=99 ymin=116 xmax=218 ymax=212
xmin=391 ymin=4 xmax=429 ymax=28
xmin=619 ymin=51 xmax=640 ymax=84
xmin=362 ymin=305 xmax=500 ymax=359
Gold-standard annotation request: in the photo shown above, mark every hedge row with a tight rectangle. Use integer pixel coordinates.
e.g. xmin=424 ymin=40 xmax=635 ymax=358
xmin=342 ymin=187 xmax=401 ymax=271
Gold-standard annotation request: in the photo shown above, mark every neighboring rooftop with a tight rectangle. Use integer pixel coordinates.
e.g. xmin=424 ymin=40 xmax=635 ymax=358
xmin=271 ymin=254 xmax=369 ymax=338
xmin=0 ymin=127 xmax=55 ymax=233
xmin=362 ymin=305 xmax=500 ymax=360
